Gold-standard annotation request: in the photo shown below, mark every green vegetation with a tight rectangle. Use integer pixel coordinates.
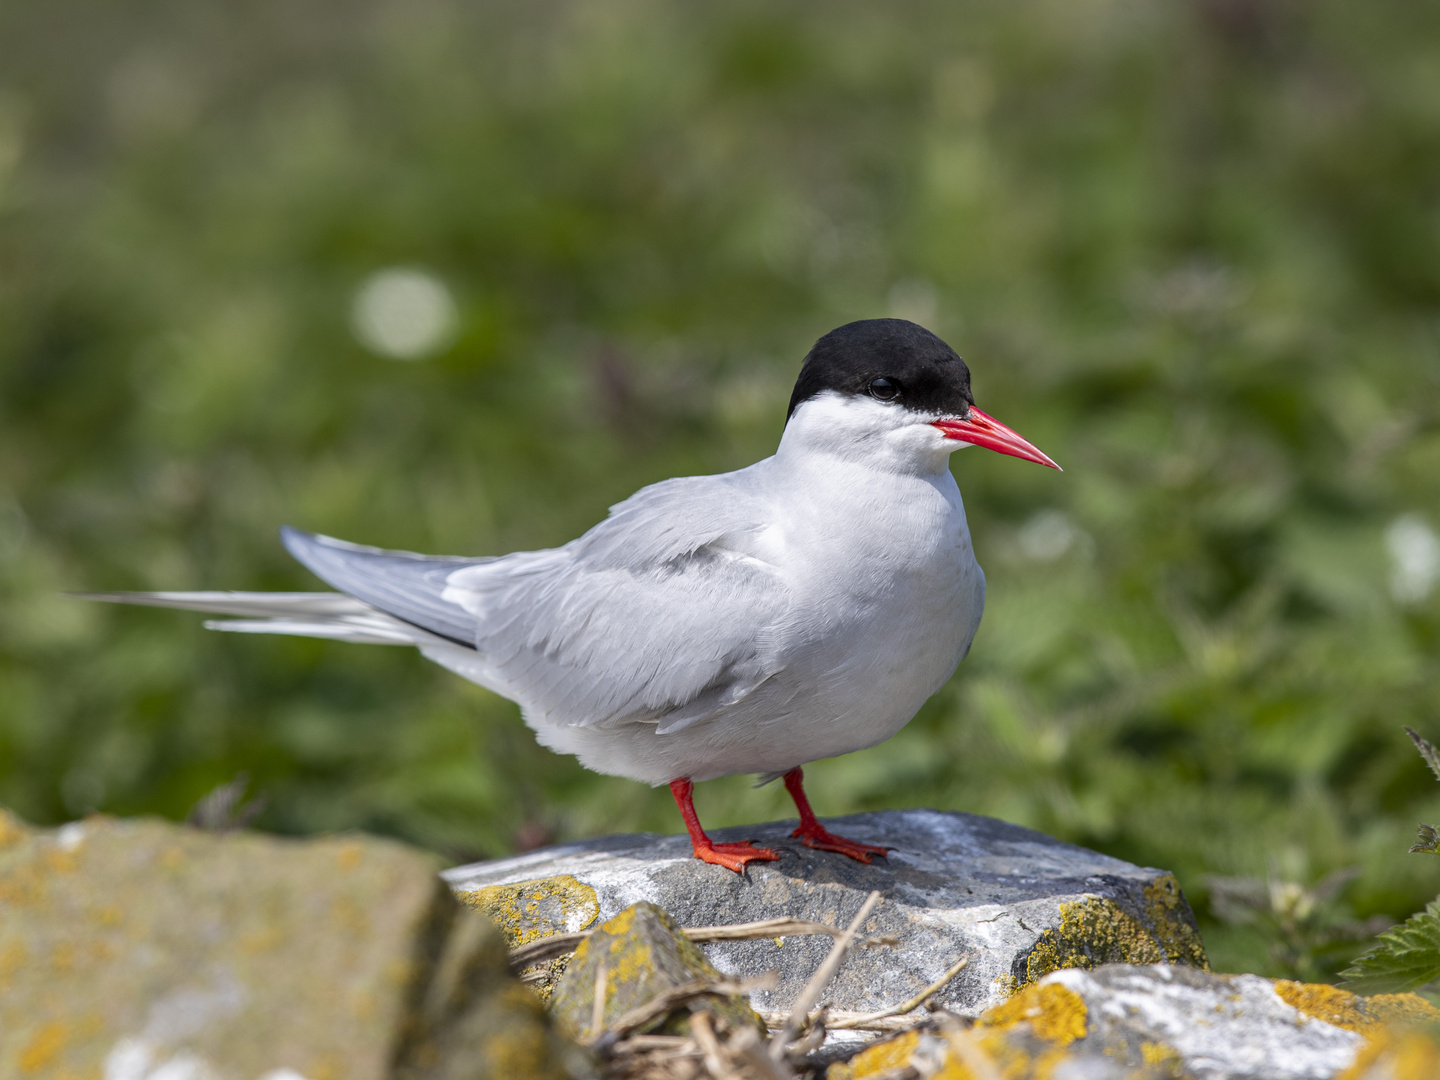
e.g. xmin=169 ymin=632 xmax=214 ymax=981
xmin=2 ymin=1 xmax=1439 ymax=979
xmin=1341 ymin=729 xmax=1440 ymax=994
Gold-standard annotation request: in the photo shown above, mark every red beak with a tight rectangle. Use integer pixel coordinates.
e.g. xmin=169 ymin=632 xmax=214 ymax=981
xmin=932 ymin=406 xmax=1062 ymax=471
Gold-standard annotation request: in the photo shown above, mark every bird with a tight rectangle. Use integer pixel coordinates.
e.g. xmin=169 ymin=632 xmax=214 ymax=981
xmin=83 ymin=319 xmax=1059 ymax=872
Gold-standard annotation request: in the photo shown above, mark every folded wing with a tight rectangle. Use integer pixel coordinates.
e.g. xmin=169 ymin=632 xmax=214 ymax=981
xmin=441 ymin=471 xmax=791 ymax=733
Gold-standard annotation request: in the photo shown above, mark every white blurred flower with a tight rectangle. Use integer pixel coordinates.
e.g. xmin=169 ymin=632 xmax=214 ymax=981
xmin=1386 ymin=514 xmax=1440 ymax=604
xmin=350 ymin=267 xmax=457 ymax=360
xmin=1018 ymin=509 xmax=1079 ymax=562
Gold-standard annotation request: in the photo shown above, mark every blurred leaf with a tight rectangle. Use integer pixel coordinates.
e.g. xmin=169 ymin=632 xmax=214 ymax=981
xmin=1340 ymin=899 xmax=1440 ymax=995
xmin=1411 ymin=824 xmax=1440 ymax=858
xmin=1406 ymin=726 xmax=1440 ymax=783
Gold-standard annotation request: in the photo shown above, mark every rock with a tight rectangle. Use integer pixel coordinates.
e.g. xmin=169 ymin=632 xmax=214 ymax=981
xmin=0 ymin=810 xmax=583 ymax=1080
xmin=393 ymin=904 xmax=589 ymax=1080
xmin=549 ymin=902 xmax=766 ymax=1043
xmin=443 ymin=808 xmax=1207 ymax=1030
xmin=829 ymin=963 xmax=1440 ymax=1080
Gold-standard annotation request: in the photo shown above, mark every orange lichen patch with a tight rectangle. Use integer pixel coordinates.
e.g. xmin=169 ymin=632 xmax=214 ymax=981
xmin=832 ymin=1030 xmax=981 ymax=1080
xmin=1275 ymin=980 xmax=1381 ymax=1036
xmin=830 ymin=1029 xmax=920 ymax=1078
xmin=1338 ymin=1027 xmax=1440 ymax=1080
xmin=980 ymin=981 xmax=1088 ymax=1046
xmin=17 ymin=1020 xmax=67 ymax=1073
xmin=335 ymin=842 xmax=363 ymax=871
xmin=1271 ymin=980 xmax=1434 ymax=1040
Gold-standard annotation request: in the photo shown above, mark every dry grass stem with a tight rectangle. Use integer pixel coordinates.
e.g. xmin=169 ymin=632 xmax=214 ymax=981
xmin=769 ymin=889 xmax=882 ymax=1059
xmin=824 ymin=955 xmax=969 ymax=1030
xmin=589 ymin=974 xmax=778 ymax=1050
xmin=938 ymin=1016 xmax=1003 ymax=1080
xmin=728 ymin=1028 xmax=793 ymax=1080
xmin=758 ymin=1010 xmax=914 ymax=1033
xmin=592 ymin=960 xmax=610 ymax=1037
xmin=688 ymin=1012 xmax=735 ymax=1079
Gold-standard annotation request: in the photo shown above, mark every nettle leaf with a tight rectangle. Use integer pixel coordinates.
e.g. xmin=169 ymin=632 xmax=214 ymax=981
xmin=1340 ymin=899 xmax=1440 ymax=994
xmin=1405 ymin=727 xmax=1440 ymax=783
xmin=1412 ymin=824 xmax=1440 ymax=856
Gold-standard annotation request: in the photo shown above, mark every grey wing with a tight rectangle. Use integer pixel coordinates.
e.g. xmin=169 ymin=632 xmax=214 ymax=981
xmin=443 ymin=472 xmax=790 ymax=733
xmin=279 ymin=526 xmax=488 ymax=646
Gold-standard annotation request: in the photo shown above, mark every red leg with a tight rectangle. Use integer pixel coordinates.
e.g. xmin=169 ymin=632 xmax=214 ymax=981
xmin=669 ymin=778 xmax=779 ymax=873
xmin=783 ymin=767 xmax=890 ymax=863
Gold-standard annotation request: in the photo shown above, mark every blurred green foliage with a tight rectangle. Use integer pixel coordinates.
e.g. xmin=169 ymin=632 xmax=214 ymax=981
xmin=2 ymin=0 xmax=1440 ymax=979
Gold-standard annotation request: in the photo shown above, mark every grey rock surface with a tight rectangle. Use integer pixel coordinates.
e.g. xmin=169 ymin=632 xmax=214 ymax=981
xmin=1051 ymin=964 xmax=1363 ymax=1080
xmin=839 ymin=963 xmax=1440 ymax=1080
xmin=444 ymin=809 xmax=1207 ymax=1025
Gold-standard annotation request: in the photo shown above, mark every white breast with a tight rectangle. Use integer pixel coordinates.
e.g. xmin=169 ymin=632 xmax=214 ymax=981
xmin=691 ymin=455 xmax=984 ymax=779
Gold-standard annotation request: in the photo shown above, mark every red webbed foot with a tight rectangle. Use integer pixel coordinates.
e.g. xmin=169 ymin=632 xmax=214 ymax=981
xmin=790 ymin=822 xmax=890 ymax=863
xmin=692 ymin=839 xmax=781 ymax=873
xmin=783 ymin=766 xmax=891 ymax=864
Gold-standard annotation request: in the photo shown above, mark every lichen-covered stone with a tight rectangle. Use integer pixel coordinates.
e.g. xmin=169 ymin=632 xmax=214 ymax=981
xmin=455 ymin=874 xmax=600 ymax=1003
xmin=444 ymin=808 xmax=1207 ymax=1032
xmin=457 ymin=874 xmax=601 ymax=947
xmin=829 ymin=963 xmax=1440 ymax=1080
xmin=1017 ymin=875 xmax=1208 ymax=985
xmin=0 ymin=809 xmax=583 ymax=1080
xmin=549 ymin=902 xmax=765 ymax=1042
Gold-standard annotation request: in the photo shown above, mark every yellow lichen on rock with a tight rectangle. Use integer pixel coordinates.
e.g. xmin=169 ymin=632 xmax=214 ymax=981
xmin=1274 ymin=980 xmax=1383 ymax=1036
xmin=1023 ymin=897 xmax=1166 ymax=984
xmin=455 ymin=874 xmax=600 ymax=948
xmin=830 ymin=1029 xmax=920 ymax=1078
xmin=1337 ymin=1027 xmax=1440 ymax=1080
xmin=1273 ymin=980 xmax=1440 ymax=1040
xmin=1365 ymin=992 xmax=1440 ymax=1029
xmin=1018 ymin=879 xmax=1208 ymax=988
xmin=980 ymin=981 xmax=1088 ymax=1046
xmin=1143 ymin=873 xmax=1210 ymax=970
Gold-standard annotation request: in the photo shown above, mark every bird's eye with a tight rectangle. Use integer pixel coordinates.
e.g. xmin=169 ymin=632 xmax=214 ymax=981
xmin=868 ymin=377 xmax=900 ymax=401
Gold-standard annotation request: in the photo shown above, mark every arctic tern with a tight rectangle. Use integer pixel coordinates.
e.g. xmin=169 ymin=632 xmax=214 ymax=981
xmin=84 ymin=319 xmax=1059 ymax=871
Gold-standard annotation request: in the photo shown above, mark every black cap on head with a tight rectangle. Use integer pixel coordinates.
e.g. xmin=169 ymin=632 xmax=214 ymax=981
xmin=786 ymin=319 xmax=974 ymax=421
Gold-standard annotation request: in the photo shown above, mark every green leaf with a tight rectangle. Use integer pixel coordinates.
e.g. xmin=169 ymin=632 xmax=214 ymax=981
xmin=1405 ymin=727 xmax=1440 ymax=783
xmin=1340 ymin=899 xmax=1440 ymax=994
xmin=1412 ymin=824 xmax=1440 ymax=856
